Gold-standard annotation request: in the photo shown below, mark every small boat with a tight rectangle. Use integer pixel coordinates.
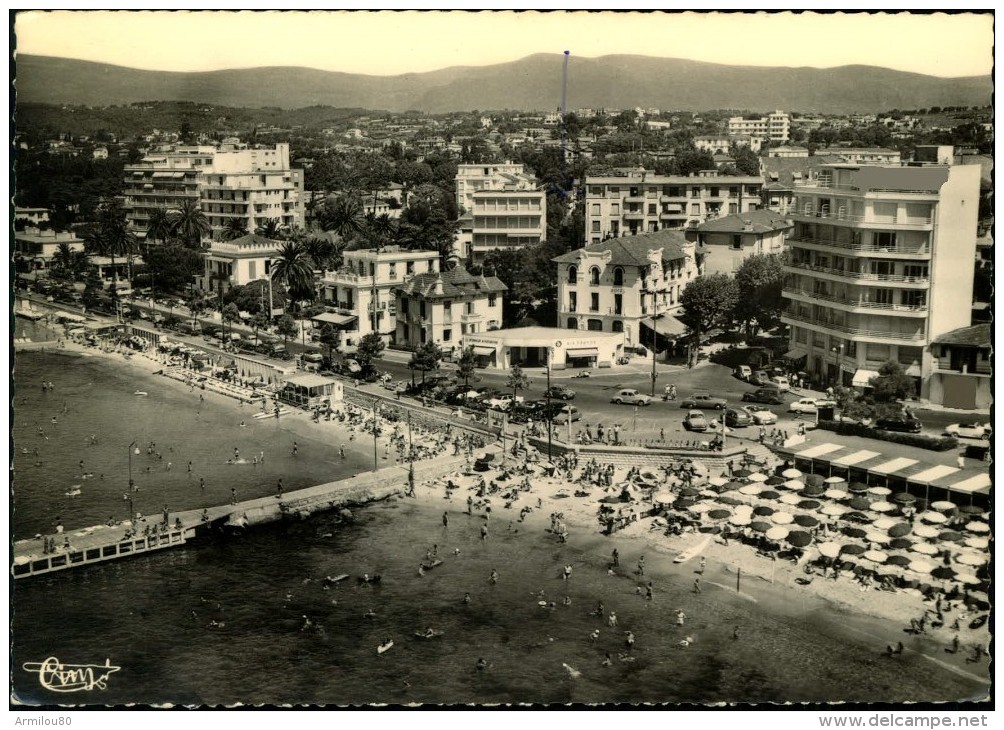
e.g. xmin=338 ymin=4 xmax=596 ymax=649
xmin=323 ymin=574 xmax=349 ymax=587
xmin=420 ymin=559 xmax=444 ymax=571
xmin=66 ymin=487 xmax=82 ymax=497
xmin=134 ymin=391 xmax=148 ymax=396
xmin=358 ymin=574 xmax=382 ymax=585
xmin=414 ymin=629 xmax=444 ymax=639
xmin=377 ymin=640 xmax=394 ymax=654
xmin=674 ymin=535 xmax=712 ymax=564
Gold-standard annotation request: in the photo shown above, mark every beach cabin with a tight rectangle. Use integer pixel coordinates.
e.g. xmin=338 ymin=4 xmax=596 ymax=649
xmin=279 ymin=373 xmax=342 ymax=409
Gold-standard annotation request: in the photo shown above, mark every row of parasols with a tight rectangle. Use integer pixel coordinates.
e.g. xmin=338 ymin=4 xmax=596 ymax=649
xmin=652 ymin=468 xmax=990 ymax=586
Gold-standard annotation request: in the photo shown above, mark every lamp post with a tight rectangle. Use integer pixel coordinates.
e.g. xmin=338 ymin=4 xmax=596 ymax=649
xmin=127 ymin=440 xmax=140 ymax=522
xmin=545 ymin=346 xmax=554 ymax=461
xmin=830 ymin=342 xmax=845 ymax=387
xmin=643 ymin=286 xmax=665 ymax=397
xmin=372 ymin=399 xmax=379 ymax=472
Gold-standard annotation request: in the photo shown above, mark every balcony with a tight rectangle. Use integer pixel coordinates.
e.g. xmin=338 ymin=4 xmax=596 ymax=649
xmin=787 ymin=235 xmax=931 ymax=258
xmin=623 ymin=212 xmax=645 ymax=221
xmin=781 ymin=310 xmax=927 ymax=343
xmin=782 ymin=288 xmax=928 ymax=315
xmin=407 ymin=314 xmax=428 ymax=326
xmin=790 ymin=206 xmax=933 ymax=230
xmin=784 ymin=261 xmax=929 ymax=286
xmin=461 ymin=312 xmax=484 ymax=323
xmin=624 ymin=195 xmax=646 ymax=203
xmin=660 ymin=195 xmax=685 ymax=203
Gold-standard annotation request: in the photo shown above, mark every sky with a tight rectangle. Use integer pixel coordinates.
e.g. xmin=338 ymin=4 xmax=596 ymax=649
xmin=12 ymin=9 xmax=996 ymax=79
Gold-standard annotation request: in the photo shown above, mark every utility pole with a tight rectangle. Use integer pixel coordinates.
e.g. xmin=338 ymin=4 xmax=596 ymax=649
xmin=545 ymin=346 xmax=553 ymax=461
xmin=372 ymin=399 xmax=379 ymax=472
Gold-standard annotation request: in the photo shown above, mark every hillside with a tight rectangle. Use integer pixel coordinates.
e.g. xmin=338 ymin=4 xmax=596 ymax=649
xmin=13 ymin=53 xmax=992 ymax=114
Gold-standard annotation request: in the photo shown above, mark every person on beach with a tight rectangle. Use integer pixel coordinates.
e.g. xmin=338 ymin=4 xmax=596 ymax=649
xmin=563 ymin=564 xmax=572 ymax=581
xmin=276 ymin=479 xmax=284 ymax=498
xmin=646 ymin=582 xmax=654 ymax=600
xmin=231 ymin=488 xmax=237 ymax=505
xmin=625 ymin=631 xmax=635 ymax=650
xmin=698 ymin=556 xmax=706 ymax=574
xmin=693 ymin=578 xmax=702 ymax=593
xmin=480 ymin=524 xmax=489 ymax=541
xmin=292 ymin=442 xmax=298 ymax=456
xmin=612 ymin=549 xmax=619 ymax=567
xmin=733 ymin=626 xmax=741 ymax=640
xmin=637 ymin=555 xmax=645 ymax=576
xmin=442 ymin=512 xmax=449 ymax=528
xmin=608 ymin=612 xmax=618 ymax=628
xmin=676 ymin=610 xmax=686 ymax=627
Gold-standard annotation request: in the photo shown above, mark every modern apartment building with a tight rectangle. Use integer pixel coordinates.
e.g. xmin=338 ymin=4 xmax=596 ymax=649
xmin=781 ymin=163 xmax=981 ymax=396
xmin=317 ymin=246 xmax=441 ymax=348
xmin=583 ymin=169 xmax=763 ymax=243
xmin=394 ymin=265 xmax=507 ymax=355
xmin=123 ymin=146 xmax=215 ymax=234
xmin=728 ymin=111 xmax=791 ymax=143
xmin=693 ymin=134 xmax=762 ymax=154
xmin=552 ymin=230 xmax=702 ymax=350
xmin=454 ymin=163 xmax=546 ymax=263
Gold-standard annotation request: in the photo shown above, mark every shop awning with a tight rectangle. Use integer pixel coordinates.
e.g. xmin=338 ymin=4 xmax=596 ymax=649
xmin=907 ymin=464 xmax=960 ymax=486
xmin=566 ymin=348 xmax=599 ymax=358
xmin=641 ymin=315 xmax=688 ymax=338
xmin=852 ymin=369 xmax=880 ymax=387
xmin=783 ymin=348 xmax=807 ymax=360
xmin=472 ymin=346 xmax=496 ymax=356
xmin=831 ymin=449 xmax=882 ymax=467
xmin=311 ymin=312 xmax=357 ymax=327
xmin=796 ymin=443 xmax=845 ymax=459
xmin=57 ymin=312 xmax=87 ymax=323
xmin=946 ymin=473 xmax=991 ymax=496
xmin=905 ymin=364 xmax=922 ymax=377
xmin=868 ymin=457 xmax=919 ymax=476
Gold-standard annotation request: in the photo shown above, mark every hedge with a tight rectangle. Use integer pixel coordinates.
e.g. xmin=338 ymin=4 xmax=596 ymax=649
xmin=816 ymin=420 xmax=959 ymax=452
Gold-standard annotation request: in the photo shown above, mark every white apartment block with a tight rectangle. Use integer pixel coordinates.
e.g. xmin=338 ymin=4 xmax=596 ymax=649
xmin=816 ymin=148 xmax=902 ymax=165
xmin=552 ymin=230 xmax=702 ymax=349
xmin=584 ymin=170 xmax=763 ymax=243
xmin=693 ymin=134 xmax=763 ymax=154
xmin=318 ymin=246 xmax=441 ymax=347
xmin=728 ymin=111 xmax=791 ymax=143
xmin=123 ymin=145 xmax=215 ymax=234
xmin=394 ymin=266 xmax=507 ymax=355
xmin=781 ymin=163 xmax=981 ymax=397
xmin=455 ymin=163 xmax=547 ymax=263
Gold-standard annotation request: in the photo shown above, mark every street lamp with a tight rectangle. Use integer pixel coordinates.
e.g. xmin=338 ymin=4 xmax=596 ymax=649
xmin=372 ymin=399 xmax=379 ymax=472
xmin=127 ymin=440 xmax=140 ymax=522
xmin=643 ymin=286 xmax=666 ymax=397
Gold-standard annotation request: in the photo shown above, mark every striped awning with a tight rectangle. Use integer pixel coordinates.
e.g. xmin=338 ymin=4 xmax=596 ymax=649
xmin=796 ymin=443 xmax=845 ymax=459
xmin=947 ymin=473 xmax=991 ymax=495
xmin=830 ymin=449 xmax=882 ymax=467
xmin=907 ymin=464 xmax=960 ymax=486
xmin=869 ymin=457 xmax=919 ymax=476
xmin=472 ymin=346 xmax=495 ymax=356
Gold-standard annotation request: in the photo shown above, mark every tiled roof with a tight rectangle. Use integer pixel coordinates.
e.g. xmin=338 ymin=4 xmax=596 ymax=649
xmin=697 ymin=210 xmax=793 ymax=234
xmin=552 ymin=230 xmax=690 ymax=266
xmin=931 ymin=324 xmax=991 ymax=347
xmin=761 ymin=155 xmax=845 ymax=188
xmin=395 ymin=265 xmax=507 ymax=300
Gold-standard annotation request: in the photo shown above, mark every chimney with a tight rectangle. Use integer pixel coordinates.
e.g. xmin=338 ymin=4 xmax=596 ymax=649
xmin=743 ymin=219 xmax=754 ymax=232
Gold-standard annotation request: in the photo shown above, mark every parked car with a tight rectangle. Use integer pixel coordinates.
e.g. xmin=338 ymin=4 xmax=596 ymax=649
xmin=302 ymin=353 xmax=324 ymax=371
xmin=550 ymin=405 xmax=581 ymax=424
xmin=874 ymin=416 xmax=923 ymax=434
xmin=743 ymin=405 xmax=778 ymax=426
xmin=733 ymin=365 xmax=752 ymax=382
xmin=768 ymin=375 xmax=791 ymax=392
xmin=544 ymin=385 xmax=576 ymax=400
xmin=724 ymin=407 xmax=752 ymax=428
xmin=486 ymin=395 xmax=523 ymax=411
xmin=683 ymin=410 xmax=708 ymax=432
xmin=753 ymin=370 xmax=770 ymax=386
xmin=679 ymin=392 xmax=727 ymax=410
xmin=611 ymin=389 xmax=652 ymax=406
xmin=742 ymin=389 xmax=785 ymax=405
xmin=788 ymin=398 xmax=836 ymax=414
xmin=944 ymin=422 xmax=991 ymax=441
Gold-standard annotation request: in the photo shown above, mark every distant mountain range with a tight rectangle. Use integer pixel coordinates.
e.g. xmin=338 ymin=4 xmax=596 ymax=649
xmin=13 ymin=53 xmax=992 ymax=114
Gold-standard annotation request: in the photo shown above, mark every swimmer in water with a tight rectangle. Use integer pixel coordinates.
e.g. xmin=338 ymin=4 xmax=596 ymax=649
xmin=240 ymin=421 xmax=246 ymax=428
xmin=463 ymin=593 xmax=472 ymax=605
xmin=489 ymin=569 xmax=499 ymax=584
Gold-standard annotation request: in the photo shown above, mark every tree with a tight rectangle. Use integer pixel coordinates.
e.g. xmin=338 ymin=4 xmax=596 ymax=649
xmin=256 ymin=217 xmax=284 ymax=239
xmin=354 ymin=332 xmax=386 ymax=374
xmin=222 ymin=217 xmax=248 ymax=241
xmin=456 ymin=346 xmax=477 ymax=387
xmin=731 ymin=146 xmax=762 ymax=176
xmin=675 ymin=149 xmax=716 ymax=176
xmin=251 ymin=311 xmax=270 ymax=344
xmin=276 ymin=313 xmax=298 ymax=346
xmin=868 ymin=361 xmax=916 ymax=403
xmin=172 ymin=199 xmax=211 ymax=249
xmin=679 ymin=273 xmax=739 ymax=344
xmin=269 ymin=240 xmax=316 ymax=313
xmin=146 ymin=207 xmax=175 ymax=244
xmin=408 ymin=341 xmax=442 ymax=387
xmin=51 ymin=242 xmax=77 ymax=280
xmin=222 ymin=303 xmax=240 ymax=343
xmin=187 ymin=290 xmax=208 ymax=330
xmin=143 ymin=243 xmax=204 ymax=293
xmin=317 ymin=323 xmax=340 ymax=361
xmin=505 ymin=363 xmax=531 ymax=404
xmin=304 ymin=236 xmax=336 ymax=275
xmin=318 ymin=194 xmax=365 ymax=240
xmin=84 ymin=200 xmax=138 ymax=294
xmin=732 ymin=254 xmax=785 ymax=337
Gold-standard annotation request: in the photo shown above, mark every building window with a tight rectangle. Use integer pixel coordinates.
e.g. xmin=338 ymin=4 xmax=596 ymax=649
xmin=590 ymin=293 xmax=599 ymax=312
xmin=389 ymin=263 xmax=397 ymax=278
xmin=611 ymin=203 xmax=620 ymax=215
xmin=873 ymin=231 xmax=897 ymax=250
xmin=611 ymin=320 xmax=624 ymax=332
xmin=731 ymin=235 xmax=742 ymax=250
xmin=567 ymin=317 xmax=578 ymax=330
xmin=488 ymin=295 xmax=497 ymax=307
xmin=613 ymin=267 xmax=624 ymax=286
xmin=589 ymin=267 xmax=600 ymax=285
xmin=691 ymin=187 xmax=701 ymax=198
xmin=614 ymin=294 xmax=623 ymax=314
xmin=591 ymin=221 xmax=601 ymax=233
xmin=443 ymin=329 xmax=452 ymax=341
xmin=690 ymin=204 xmax=700 ymax=215
xmin=567 ymin=265 xmax=577 ymax=284
xmin=647 ymin=203 xmax=657 ymax=215
xmin=710 ymin=187 xmax=719 ymax=197
xmin=587 ymin=319 xmax=603 ymax=331
xmin=406 ymin=261 xmax=415 ymax=275
xmin=902 ymin=290 xmax=926 ymax=308
xmin=568 ymin=292 xmax=577 ymax=312
xmin=591 ymin=203 xmax=600 ymax=215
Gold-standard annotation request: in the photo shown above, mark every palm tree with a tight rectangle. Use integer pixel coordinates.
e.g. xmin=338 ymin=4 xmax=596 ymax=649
xmin=222 ymin=217 xmax=248 ymax=241
xmin=303 ymin=236 xmax=335 ymax=275
xmin=172 ymin=199 xmax=211 ymax=249
xmin=146 ymin=208 xmax=175 ymax=244
xmin=256 ymin=218 xmax=284 ymax=239
xmin=52 ymin=242 xmax=76 ymax=278
xmin=319 ymin=194 xmax=365 ymax=240
xmin=269 ymin=240 xmax=316 ymax=315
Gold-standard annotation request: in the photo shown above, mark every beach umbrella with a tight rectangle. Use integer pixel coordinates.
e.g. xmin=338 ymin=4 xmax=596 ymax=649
xmin=794 ymin=514 xmax=819 ymax=528
xmin=708 ymin=484 xmax=729 ymax=494
xmin=865 ymin=531 xmax=890 ymax=545
xmin=938 ymin=530 xmax=965 ymax=543
xmin=797 ymin=499 xmax=821 ymax=511
xmin=690 ymin=503 xmax=712 ymax=514
xmin=824 ymin=488 xmax=848 ymax=500
xmin=919 ymin=511 xmax=947 ymax=525
xmin=848 ymin=497 xmax=871 ymax=511
xmin=780 ymin=493 xmax=802 ymax=506
xmin=734 ymin=504 xmax=754 ymax=515
xmin=931 ymin=566 xmax=956 ymax=580
xmin=747 ymin=472 xmax=768 ymax=484
xmin=931 ymin=500 xmax=957 ymax=512
xmin=753 ymin=505 xmax=775 ymax=517
xmin=824 ymin=475 xmax=847 ymax=485
xmin=842 ymin=526 xmax=867 ymax=539
xmin=750 ymin=520 xmax=772 ymax=533
xmin=766 ymin=526 xmax=789 ymax=541
xmin=690 ymin=461 xmax=709 ymax=477
xmin=890 ymin=537 xmax=913 ymax=550
xmin=873 ymin=516 xmax=897 ymax=530
xmin=675 ymin=498 xmax=696 ymax=510
xmin=965 ymin=536 xmax=989 ymax=550
xmin=956 ymin=553 xmax=986 ymax=567
xmin=759 ymin=490 xmax=780 ymax=501
xmin=739 ymin=485 xmax=763 ymax=496
xmin=708 ymin=476 xmax=729 ymax=487
xmin=871 ymin=501 xmax=896 ymax=513
xmin=734 ymin=468 xmax=753 ymax=478
xmin=888 ymin=523 xmax=912 ymax=538
xmin=730 ymin=514 xmax=751 ymax=526
xmin=708 ymin=509 xmax=732 ymax=520
xmin=805 ymin=474 xmax=825 ymax=488
xmin=909 ymin=560 xmax=936 ymax=574
xmin=867 ymin=486 xmax=891 ymax=497
xmin=848 ymin=482 xmax=870 ymax=494
xmin=843 ymin=511 xmax=873 ymax=523
xmin=652 ymin=491 xmax=676 ymax=504
xmin=912 ymin=525 xmax=938 ymax=539
xmin=722 ymin=481 xmax=744 ymax=492
xmin=876 ymin=565 xmax=901 ymax=578
xmin=911 ymin=543 xmax=939 ymax=556
xmin=893 ymin=493 xmax=916 ymax=504
xmin=959 ymin=505 xmax=986 ymax=516
xmin=817 ymin=542 xmax=841 ymax=558
xmin=772 ymin=511 xmax=794 ymax=525
xmin=716 ymin=495 xmax=742 ymax=507
xmin=954 ymin=572 xmax=981 ymax=586
xmin=679 ymin=487 xmax=701 ymax=497
xmin=787 ymin=531 xmax=813 ymax=548
xmin=841 ymin=543 xmax=866 ymax=555
xmin=765 ymin=475 xmax=785 ymax=486
xmin=821 ymin=503 xmax=849 ymax=517
xmin=782 ymin=468 xmax=802 ymax=479
xmin=965 ymin=521 xmax=990 ymax=534
xmin=699 ymin=489 xmax=719 ymax=499
xmin=863 ymin=550 xmax=887 ymax=563
xmin=887 ymin=554 xmax=911 ymax=567
xmin=800 ymin=485 xmax=826 ymax=497
xmin=782 ymin=479 xmax=805 ymax=491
